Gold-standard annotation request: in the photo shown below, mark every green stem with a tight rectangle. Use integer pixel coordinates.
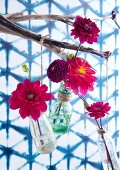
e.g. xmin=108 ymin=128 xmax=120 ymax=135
xmin=28 ymin=70 xmax=30 ymax=80
xmin=55 ymin=101 xmax=62 ymax=116
xmin=101 ymin=134 xmax=114 ymax=170
xmin=95 ymin=119 xmax=101 ymax=129
xmin=100 ymin=118 xmax=102 ymax=128
xmin=78 ymin=94 xmax=89 ymax=108
xmin=37 ymin=120 xmax=44 ymax=145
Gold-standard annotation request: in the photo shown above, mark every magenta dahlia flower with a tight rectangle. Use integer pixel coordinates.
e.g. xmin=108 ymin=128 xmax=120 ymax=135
xmin=9 ymin=79 xmax=54 ymax=121
xmin=71 ymin=15 xmax=100 ymax=44
xmin=86 ymin=102 xmax=111 ymax=119
xmin=47 ymin=59 xmax=68 ymax=83
xmin=64 ymin=57 xmax=97 ymax=95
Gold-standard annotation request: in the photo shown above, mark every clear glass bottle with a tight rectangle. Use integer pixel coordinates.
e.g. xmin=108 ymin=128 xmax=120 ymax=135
xmin=29 ymin=114 xmax=57 ymax=154
xmin=97 ymin=130 xmax=120 ymax=170
xmin=49 ymin=83 xmax=72 ymax=135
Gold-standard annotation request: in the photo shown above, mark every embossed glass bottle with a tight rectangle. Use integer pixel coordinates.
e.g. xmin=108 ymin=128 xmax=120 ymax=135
xmin=49 ymin=83 xmax=72 ymax=135
xmin=97 ymin=130 xmax=120 ymax=170
xmin=29 ymin=113 xmax=57 ymax=154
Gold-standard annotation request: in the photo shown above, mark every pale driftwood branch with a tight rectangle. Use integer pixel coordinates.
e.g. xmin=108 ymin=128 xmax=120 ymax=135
xmin=6 ymin=12 xmax=24 ymax=20
xmin=0 ymin=15 xmax=112 ymax=59
xmin=5 ymin=12 xmax=74 ymax=25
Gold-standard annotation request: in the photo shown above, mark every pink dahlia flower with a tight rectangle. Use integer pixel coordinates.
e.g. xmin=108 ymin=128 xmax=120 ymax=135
xmin=64 ymin=57 xmax=97 ymax=95
xmin=86 ymin=102 xmax=111 ymax=119
xmin=9 ymin=79 xmax=54 ymax=121
xmin=71 ymin=15 xmax=100 ymax=44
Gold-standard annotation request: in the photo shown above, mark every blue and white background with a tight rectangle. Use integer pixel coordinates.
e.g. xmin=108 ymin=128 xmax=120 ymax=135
xmin=0 ymin=0 xmax=120 ymax=170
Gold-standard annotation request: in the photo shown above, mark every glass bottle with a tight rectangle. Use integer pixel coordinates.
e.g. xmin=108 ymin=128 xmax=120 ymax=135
xmin=29 ymin=113 xmax=57 ymax=154
xmin=97 ymin=129 xmax=120 ymax=170
xmin=49 ymin=83 xmax=72 ymax=135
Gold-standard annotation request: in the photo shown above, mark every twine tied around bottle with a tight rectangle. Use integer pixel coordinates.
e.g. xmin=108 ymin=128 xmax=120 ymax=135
xmin=97 ymin=128 xmax=105 ymax=135
xmin=58 ymin=91 xmax=72 ymax=102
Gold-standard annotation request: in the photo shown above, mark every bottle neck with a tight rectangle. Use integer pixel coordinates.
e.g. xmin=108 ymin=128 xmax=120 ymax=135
xmin=58 ymin=83 xmax=72 ymax=102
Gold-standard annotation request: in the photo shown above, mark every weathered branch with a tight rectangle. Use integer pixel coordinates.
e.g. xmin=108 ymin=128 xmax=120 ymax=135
xmin=5 ymin=13 xmax=74 ymax=25
xmin=0 ymin=14 xmax=112 ymax=59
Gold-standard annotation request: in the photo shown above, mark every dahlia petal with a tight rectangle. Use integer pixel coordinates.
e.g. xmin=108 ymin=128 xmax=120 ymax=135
xmin=16 ymin=83 xmax=23 ymax=90
xmin=39 ymin=102 xmax=47 ymax=112
xmin=11 ymin=90 xmax=19 ymax=96
xmin=41 ymin=93 xmax=54 ymax=101
xmin=79 ymin=86 xmax=88 ymax=96
xmin=75 ymin=15 xmax=82 ymax=22
xmin=31 ymin=103 xmax=41 ymax=110
xmin=73 ymin=88 xmax=79 ymax=95
xmin=33 ymin=80 xmax=40 ymax=87
xmin=40 ymin=84 xmax=48 ymax=93
xmin=30 ymin=110 xmax=41 ymax=121
xmin=19 ymin=107 xmax=30 ymax=119
xmin=9 ymin=97 xmax=22 ymax=109
xmin=23 ymin=79 xmax=34 ymax=91
xmin=24 ymin=79 xmax=31 ymax=86
xmin=9 ymin=101 xmax=21 ymax=110
xmin=11 ymin=85 xmax=22 ymax=95
xmin=104 ymin=102 xmax=111 ymax=110
xmin=71 ymin=30 xmax=79 ymax=39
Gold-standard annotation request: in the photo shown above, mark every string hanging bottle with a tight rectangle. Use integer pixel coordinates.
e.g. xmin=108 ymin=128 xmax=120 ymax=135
xmin=49 ymin=83 xmax=72 ymax=135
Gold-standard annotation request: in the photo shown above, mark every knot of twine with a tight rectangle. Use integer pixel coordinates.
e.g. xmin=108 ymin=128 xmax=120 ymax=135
xmin=97 ymin=128 xmax=105 ymax=135
xmin=58 ymin=91 xmax=72 ymax=102
xmin=39 ymin=35 xmax=49 ymax=45
xmin=58 ymin=48 xmax=65 ymax=55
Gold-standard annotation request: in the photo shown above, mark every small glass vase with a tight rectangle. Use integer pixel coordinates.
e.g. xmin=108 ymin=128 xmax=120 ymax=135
xmin=49 ymin=83 xmax=72 ymax=135
xmin=97 ymin=129 xmax=120 ymax=170
xmin=29 ymin=113 xmax=57 ymax=154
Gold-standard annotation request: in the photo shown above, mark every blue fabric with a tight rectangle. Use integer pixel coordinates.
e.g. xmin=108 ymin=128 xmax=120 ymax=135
xmin=0 ymin=0 xmax=119 ymax=169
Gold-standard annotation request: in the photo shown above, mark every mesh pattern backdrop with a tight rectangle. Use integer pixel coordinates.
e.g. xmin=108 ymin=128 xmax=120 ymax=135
xmin=0 ymin=0 xmax=120 ymax=170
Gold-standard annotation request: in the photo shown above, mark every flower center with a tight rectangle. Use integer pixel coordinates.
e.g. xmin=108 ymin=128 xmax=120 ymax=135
xmin=27 ymin=92 xmax=36 ymax=101
xmin=77 ymin=66 xmax=86 ymax=75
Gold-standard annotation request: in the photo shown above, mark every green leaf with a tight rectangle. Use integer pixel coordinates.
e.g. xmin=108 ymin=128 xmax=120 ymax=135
xmin=22 ymin=64 xmax=29 ymax=72
xmin=66 ymin=53 xmax=74 ymax=60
